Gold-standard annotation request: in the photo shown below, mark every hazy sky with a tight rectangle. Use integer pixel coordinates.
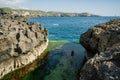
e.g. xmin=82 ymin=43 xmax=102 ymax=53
xmin=0 ymin=0 xmax=120 ymax=16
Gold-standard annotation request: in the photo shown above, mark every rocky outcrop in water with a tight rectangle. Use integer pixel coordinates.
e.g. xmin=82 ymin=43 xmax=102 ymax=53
xmin=80 ymin=19 xmax=120 ymax=80
xmin=0 ymin=10 xmax=48 ymax=79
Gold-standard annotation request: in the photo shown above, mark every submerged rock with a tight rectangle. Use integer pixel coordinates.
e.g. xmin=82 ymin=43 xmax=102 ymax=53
xmin=80 ymin=19 xmax=120 ymax=80
xmin=0 ymin=12 xmax=48 ymax=79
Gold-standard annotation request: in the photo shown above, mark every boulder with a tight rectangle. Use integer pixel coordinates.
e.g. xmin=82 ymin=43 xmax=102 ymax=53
xmin=80 ymin=19 xmax=120 ymax=80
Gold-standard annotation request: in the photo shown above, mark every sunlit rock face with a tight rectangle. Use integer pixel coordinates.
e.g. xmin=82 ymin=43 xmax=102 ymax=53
xmin=80 ymin=19 xmax=120 ymax=80
xmin=0 ymin=9 xmax=48 ymax=79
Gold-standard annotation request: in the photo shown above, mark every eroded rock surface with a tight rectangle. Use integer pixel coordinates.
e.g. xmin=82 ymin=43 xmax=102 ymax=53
xmin=80 ymin=19 xmax=120 ymax=80
xmin=0 ymin=11 xmax=48 ymax=79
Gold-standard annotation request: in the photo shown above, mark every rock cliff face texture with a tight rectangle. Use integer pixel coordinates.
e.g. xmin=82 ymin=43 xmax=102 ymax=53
xmin=80 ymin=19 xmax=120 ymax=80
xmin=0 ymin=15 xmax=48 ymax=78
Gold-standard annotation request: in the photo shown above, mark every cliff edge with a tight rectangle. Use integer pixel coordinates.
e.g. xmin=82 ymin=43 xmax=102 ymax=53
xmin=0 ymin=10 xmax=48 ymax=79
xmin=80 ymin=19 xmax=120 ymax=80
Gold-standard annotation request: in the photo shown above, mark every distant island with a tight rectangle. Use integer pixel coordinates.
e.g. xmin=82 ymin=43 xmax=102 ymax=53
xmin=0 ymin=7 xmax=99 ymax=17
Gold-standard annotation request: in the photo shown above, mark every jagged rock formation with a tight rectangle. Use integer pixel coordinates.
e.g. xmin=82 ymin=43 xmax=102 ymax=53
xmin=0 ymin=11 xmax=48 ymax=79
xmin=80 ymin=19 xmax=120 ymax=80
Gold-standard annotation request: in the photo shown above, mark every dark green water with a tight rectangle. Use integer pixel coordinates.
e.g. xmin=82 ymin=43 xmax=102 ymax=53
xmin=23 ymin=43 xmax=85 ymax=80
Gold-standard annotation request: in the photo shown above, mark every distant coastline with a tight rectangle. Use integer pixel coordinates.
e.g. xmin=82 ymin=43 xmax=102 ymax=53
xmin=0 ymin=7 xmax=100 ymax=18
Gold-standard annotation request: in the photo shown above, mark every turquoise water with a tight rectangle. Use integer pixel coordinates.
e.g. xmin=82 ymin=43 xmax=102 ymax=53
xmin=28 ymin=16 xmax=120 ymax=42
xmin=25 ymin=16 xmax=120 ymax=80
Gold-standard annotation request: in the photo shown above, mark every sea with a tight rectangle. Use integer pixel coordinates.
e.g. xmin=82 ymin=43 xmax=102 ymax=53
xmin=28 ymin=16 xmax=120 ymax=42
xmin=24 ymin=16 xmax=120 ymax=80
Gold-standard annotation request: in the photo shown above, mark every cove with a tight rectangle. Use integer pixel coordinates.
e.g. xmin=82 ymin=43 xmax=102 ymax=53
xmin=24 ymin=16 xmax=120 ymax=80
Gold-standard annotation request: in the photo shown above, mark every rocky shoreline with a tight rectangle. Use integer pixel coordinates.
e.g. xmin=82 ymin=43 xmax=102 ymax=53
xmin=0 ymin=10 xmax=48 ymax=79
xmin=80 ymin=19 xmax=120 ymax=80
xmin=0 ymin=7 xmax=120 ymax=80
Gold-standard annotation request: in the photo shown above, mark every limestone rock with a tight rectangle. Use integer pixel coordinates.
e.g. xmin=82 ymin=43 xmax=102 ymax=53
xmin=80 ymin=19 xmax=120 ymax=80
xmin=80 ymin=19 xmax=120 ymax=58
xmin=0 ymin=13 xmax=48 ymax=79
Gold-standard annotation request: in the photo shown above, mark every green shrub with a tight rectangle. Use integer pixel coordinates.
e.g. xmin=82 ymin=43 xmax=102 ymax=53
xmin=0 ymin=7 xmax=12 ymax=14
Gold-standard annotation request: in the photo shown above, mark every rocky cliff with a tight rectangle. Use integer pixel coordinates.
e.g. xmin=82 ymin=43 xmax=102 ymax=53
xmin=0 ymin=7 xmax=99 ymax=17
xmin=80 ymin=19 xmax=120 ymax=80
xmin=0 ymin=12 xmax=48 ymax=79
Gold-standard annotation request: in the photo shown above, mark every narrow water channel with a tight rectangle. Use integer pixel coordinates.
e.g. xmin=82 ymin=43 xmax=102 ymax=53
xmin=23 ymin=43 xmax=85 ymax=80
xmin=26 ymin=16 xmax=118 ymax=80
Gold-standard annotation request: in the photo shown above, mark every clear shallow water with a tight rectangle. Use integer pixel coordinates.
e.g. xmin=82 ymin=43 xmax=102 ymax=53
xmin=23 ymin=43 xmax=85 ymax=80
xmin=28 ymin=16 xmax=120 ymax=42
xmin=25 ymin=16 xmax=120 ymax=80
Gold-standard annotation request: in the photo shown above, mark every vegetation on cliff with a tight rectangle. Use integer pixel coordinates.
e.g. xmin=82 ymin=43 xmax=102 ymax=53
xmin=0 ymin=7 xmax=99 ymax=17
xmin=0 ymin=7 xmax=12 ymax=14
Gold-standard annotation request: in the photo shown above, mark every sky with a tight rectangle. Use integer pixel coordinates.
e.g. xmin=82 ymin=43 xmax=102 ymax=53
xmin=0 ymin=0 xmax=120 ymax=16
